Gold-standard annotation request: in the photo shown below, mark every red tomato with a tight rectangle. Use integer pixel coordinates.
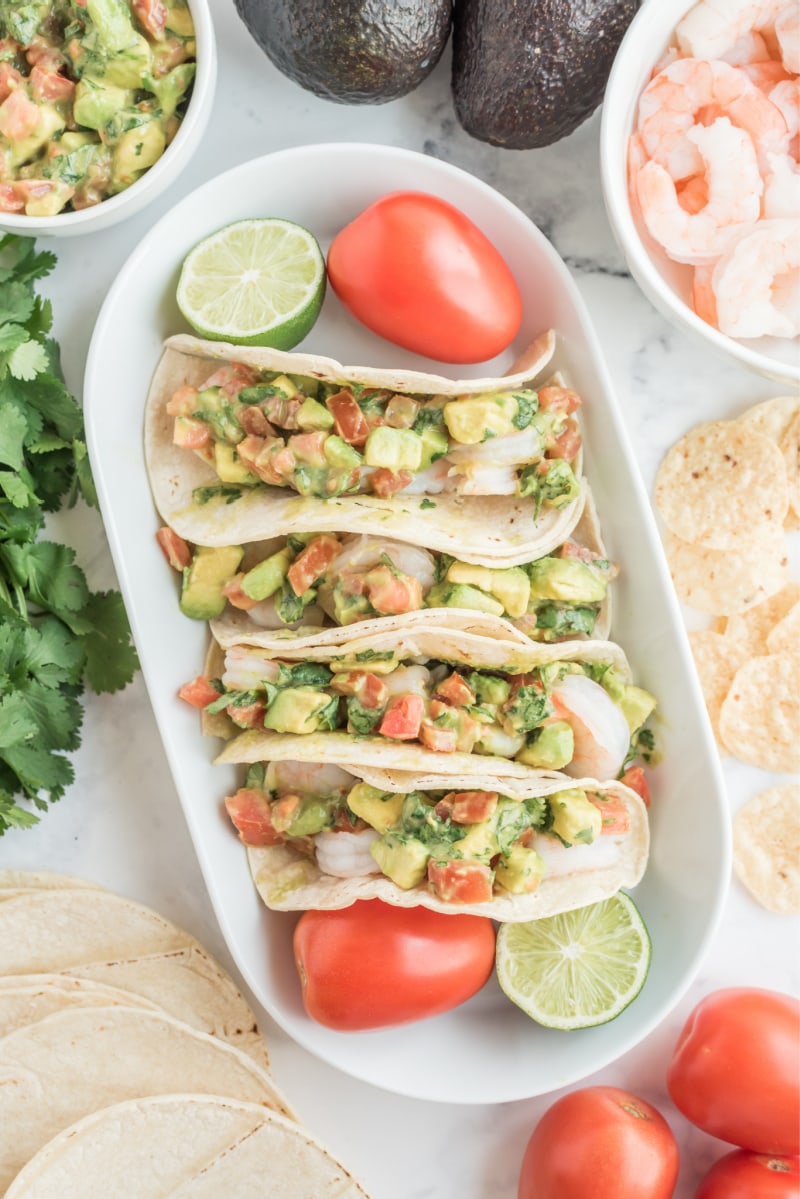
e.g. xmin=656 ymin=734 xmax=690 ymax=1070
xmin=427 ymin=859 xmax=494 ymax=904
xmin=177 ymin=675 xmax=220 ymax=709
xmin=667 ymin=988 xmax=800 ymax=1155
xmin=287 ymin=534 xmax=341 ymax=596
xmin=327 ymin=192 xmax=523 ymax=364
xmin=379 ymin=693 xmax=424 ymax=739
xmin=293 ymin=899 xmax=496 ymax=1029
xmin=518 ymin=1086 xmax=679 ymax=1199
xmin=225 ymin=788 xmax=281 ymax=847
xmin=695 ymin=1151 xmax=800 ymax=1199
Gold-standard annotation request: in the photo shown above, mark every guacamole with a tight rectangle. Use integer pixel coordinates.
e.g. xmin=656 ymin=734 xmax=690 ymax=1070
xmin=0 ymin=0 xmax=195 ymax=215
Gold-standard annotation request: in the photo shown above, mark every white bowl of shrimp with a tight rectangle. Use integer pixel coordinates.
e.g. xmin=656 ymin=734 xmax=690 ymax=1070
xmin=601 ymin=0 xmax=800 ymax=385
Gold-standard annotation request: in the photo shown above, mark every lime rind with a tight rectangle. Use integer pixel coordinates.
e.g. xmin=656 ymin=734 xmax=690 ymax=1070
xmin=176 ymin=218 xmax=326 ymax=350
xmin=495 ymin=892 xmax=652 ymax=1031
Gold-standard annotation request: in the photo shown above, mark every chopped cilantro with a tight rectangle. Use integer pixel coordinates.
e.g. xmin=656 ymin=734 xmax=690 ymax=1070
xmin=420 ymin=498 xmax=437 ymax=510
xmin=192 ymin=484 xmax=243 ymax=506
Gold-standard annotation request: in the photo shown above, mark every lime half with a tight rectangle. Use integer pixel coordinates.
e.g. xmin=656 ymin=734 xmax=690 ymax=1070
xmin=176 ymin=218 xmax=326 ymax=349
xmin=495 ymin=892 xmax=652 ymax=1030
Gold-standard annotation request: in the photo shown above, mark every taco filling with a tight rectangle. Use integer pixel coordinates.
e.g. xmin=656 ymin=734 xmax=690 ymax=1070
xmin=185 ymin=655 xmax=655 ymax=779
xmin=167 ymin=361 xmax=582 ymax=509
xmin=159 ymin=528 xmax=618 ymax=643
xmin=226 ymin=761 xmax=637 ymax=906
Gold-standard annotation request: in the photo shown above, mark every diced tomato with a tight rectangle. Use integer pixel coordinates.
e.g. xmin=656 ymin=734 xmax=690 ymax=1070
xmin=428 ymin=859 xmax=494 ymax=904
xmin=379 ymin=693 xmax=424 ymax=740
xmin=290 ymin=430 xmax=328 ymax=467
xmin=155 ymin=526 xmax=191 ymax=571
xmin=262 ymin=394 xmax=302 ymax=429
xmin=166 ymin=384 xmax=198 ymax=416
xmin=12 ymin=180 xmax=66 ymax=207
xmin=203 ymin=363 xmax=256 ymax=391
xmin=326 ymin=390 xmax=370 ymax=445
xmin=30 ymin=63 xmax=75 ymax=102
xmin=266 ymin=442 xmax=297 ymax=481
xmin=238 ymin=405 xmax=274 ymax=437
xmin=589 ymin=792 xmax=632 ymax=834
xmin=447 ymin=791 xmax=499 ymax=824
xmin=434 ymin=671 xmax=476 ymax=709
xmin=619 ymin=765 xmax=651 ymax=808
xmin=419 ymin=721 xmax=457 ymax=753
xmin=332 ymin=807 xmax=368 ymax=833
xmin=370 ymin=468 xmax=413 ymax=497
xmin=132 ymin=0 xmax=167 ymax=38
xmin=173 ymin=416 xmax=210 ymax=449
xmin=426 ymin=700 xmax=479 ymax=752
xmin=553 ymin=416 xmax=582 ymax=463
xmin=363 ymin=564 xmax=423 ymax=615
xmin=222 ymin=574 xmax=259 ymax=611
xmin=271 ymin=793 xmax=301 ymax=833
xmin=0 ymin=63 xmax=22 ymax=103
xmin=537 ymin=386 xmax=582 ymax=414
xmin=330 ymin=670 xmax=388 ymax=709
xmin=0 ymin=183 xmax=23 ymax=213
xmin=227 ymin=699 xmax=266 ymax=729
xmin=287 ymin=534 xmax=341 ymax=596
xmin=178 ymin=676 xmax=221 ymax=709
xmin=235 ymin=434 xmax=265 ymax=469
xmin=560 ymin=541 xmax=602 ymax=564
xmin=0 ymin=88 xmax=40 ymax=140
xmin=225 ymin=789 xmax=283 ymax=847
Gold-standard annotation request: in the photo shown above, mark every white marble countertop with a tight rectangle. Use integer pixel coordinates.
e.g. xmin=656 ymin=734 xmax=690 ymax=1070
xmin=2 ymin=3 xmax=798 ymax=1196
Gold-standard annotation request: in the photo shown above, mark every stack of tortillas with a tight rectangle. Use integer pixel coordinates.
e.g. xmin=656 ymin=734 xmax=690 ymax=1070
xmin=0 ymin=870 xmax=370 ymax=1198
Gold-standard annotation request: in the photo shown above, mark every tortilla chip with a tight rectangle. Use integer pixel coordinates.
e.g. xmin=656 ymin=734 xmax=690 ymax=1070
xmin=663 ymin=529 xmax=790 ymax=615
xmin=733 ymin=785 xmax=800 ymax=915
xmin=718 ymin=653 xmax=800 ymax=773
xmin=780 ymin=409 xmax=800 ymax=520
xmin=735 ymin=394 xmax=800 ymax=444
xmin=687 ymin=630 xmax=746 ymax=750
xmin=723 ymin=583 xmax=800 ymax=658
xmin=766 ymin=600 xmax=800 ymax=656
xmin=654 ymin=420 xmax=789 ymax=551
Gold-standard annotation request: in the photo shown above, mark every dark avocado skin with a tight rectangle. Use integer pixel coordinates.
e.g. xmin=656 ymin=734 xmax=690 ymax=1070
xmin=235 ymin=0 xmax=453 ymax=104
xmin=452 ymin=0 xmax=639 ymax=148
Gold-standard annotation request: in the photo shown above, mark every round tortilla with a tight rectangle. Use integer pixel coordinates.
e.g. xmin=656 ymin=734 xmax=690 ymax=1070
xmin=5 ymin=1095 xmax=369 ymax=1199
xmin=0 ymin=977 xmax=157 ymax=1037
xmin=0 ymin=1007 xmax=293 ymax=1194
xmin=145 ymin=333 xmax=588 ymax=567
xmin=0 ymin=870 xmax=104 ymax=896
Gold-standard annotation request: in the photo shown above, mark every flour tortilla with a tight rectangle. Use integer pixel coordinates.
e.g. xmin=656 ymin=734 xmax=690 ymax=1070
xmin=5 ymin=1095 xmax=369 ymax=1199
xmin=0 ymin=870 xmax=104 ymax=897
xmin=0 ymin=976 xmax=157 ymax=1037
xmin=0 ymin=890 xmax=268 ymax=1070
xmin=241 ymin=763 xmax=648 ymax=922
xmin=145 ymin=333 xmax=588 ymax=567
xmin=210 ymin=485 xmax=613 ymax=655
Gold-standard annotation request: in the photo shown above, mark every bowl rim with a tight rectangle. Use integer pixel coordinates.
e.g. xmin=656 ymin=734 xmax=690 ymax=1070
xmin=0 ymin=0 xmax=216 ymax=232
xmin=599 ymin=0 xmax=800 ymax=385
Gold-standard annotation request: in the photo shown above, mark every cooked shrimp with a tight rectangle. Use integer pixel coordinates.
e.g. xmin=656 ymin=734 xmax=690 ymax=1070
xmin=327 ymin=536 xmax=437 ymax=592
xmin=711 ymin=218 xmax=800 ymax=337
xmin=475 ymin=724 xmax=526 ymax=758
xmin=775 ymin=3 xmax=800 ymax=72
xmin=381 ymin=665 xmax=431 ymax=699
xmin=266 ymin=760 xmax=355 ymax=797
xmin=637 ymin=58 xmax=789 ymax=180
xmin=447 ymin=425 xmax=543 ymax=467
xmin=532 ymin=833 xmax=622 ymax=878
xmin=315 ymin=828 xmax=381 ymax=878
xmin=676 ymin=0 xmax=785 ymax=61
xmin=769 ymin=79 xmax=800 ymax=150
xmin=763 ymin=152 xmax=800 ymax=218
xmin=720 ymin=30 xmax=771 ymax=64
xmin=741 ymin=59 xmax=791 ymax=91
xmin=550 ymin=673 xmax=631 ymax=781
xmin=449 ymin=463 xmax=521 ymax=495
xmin=636 ymin=118 xmax=763 ymax=264
xmin=692 ymin=263 xmax=719 ymax=325
xmin=399 ymin=459 xmax=456 ymax=495
xmin=222 ymin=648 xmax=283 ymax=690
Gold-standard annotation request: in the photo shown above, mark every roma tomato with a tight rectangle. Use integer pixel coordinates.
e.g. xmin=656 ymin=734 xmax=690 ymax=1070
xmin=518 ymin=1086 xmax=679 ymax=1199
xmin=695 ymin=1151 xmax=800 ymax=1199
xmin=293 ymin=898 xmax=496 ymax=1030
xmin=326 ymin=191 xmax=522 ymax=364
xmin=667 ymin=988 xmax=800 ymax=1155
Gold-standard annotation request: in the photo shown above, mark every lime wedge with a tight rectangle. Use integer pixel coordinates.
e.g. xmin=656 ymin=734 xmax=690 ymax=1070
xmin=176 ymin=218 xmax=326 ymax=349
xmin=495 ymin=892 xmax=651 ymax=1030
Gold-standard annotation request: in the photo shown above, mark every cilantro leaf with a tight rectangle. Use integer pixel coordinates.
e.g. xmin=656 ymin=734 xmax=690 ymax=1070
xmin=7 ymin=340 xmax=50 ymax=381
xmin=79 ymin=591 xmax=140 ymax=693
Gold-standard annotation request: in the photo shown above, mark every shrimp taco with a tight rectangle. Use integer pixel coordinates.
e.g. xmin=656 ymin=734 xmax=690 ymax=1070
xmin=224 ymin=758 xmax=650 ymax=920
xmin=144 ymin=331 xmax=588 ymax=566
xmin=160 ymin=486 xmax=615 ymax=655
xmin=205 ymin=635 xmax=656 ymax=783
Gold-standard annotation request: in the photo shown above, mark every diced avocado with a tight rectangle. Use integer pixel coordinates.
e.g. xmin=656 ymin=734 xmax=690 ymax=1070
xmin=454 ymin=821 xmax=499 ymax=862
xmin=286 ymin=798 xmax=333 ymax=837
xmin=7 ymin=106 xmax=65 ymax=169
xmin=443 ymin=393 xmax=517 ymax=444
xmin=111 ymin=118 xmax=166 ymax=190
xmin=446 ymin=561 xmax=494 ymax=593
xmin=447 ymin=561 xmax=530 ymax=618
xmin=269 ymin=373 xmax=298 ymax=400
xmin=147 ymin=61 xmax=195 ymax=118
xmin=495 ymin=844 xmax=546 ymax=894
xmin=179 ymin=544 xmax=243 ymax=620
xmin=516 ymin=721 xmax=574 ymax=769
xmin=528 ymin=557 xmax=607 ymax=603
xmin=84 ymin=33 xmax=153 ymax=88
xmin=192 ymin=391 xmax=243 ymax=444
xmin=519 ymin=459 xmax=581 ymax=509
xmin=296 ymin=396 xmax=335 ymax=431
xmin=469 ymin=673 xmax=511 ymax=706
xmin=241 ymin=548 xmax=291 ymax=601
xmin=364 ymin=426 xmax=423 ymax=472
xmin=619 ymin=685 xmax=657 ymax=736
xmin=57 ymin=132 xmax=99 ymax=153
xmin=370 ymin=834 xmax=429 ymax=889
xmin=214 ymin=443 xmax=258 ymax=485
xmin=425 ymin=582 xmax=504 ymax=617
xmin=331 ymin=587 xmax=372 ymax=626
xmin=87 ymin=0 xmax=138 ymax=54
xmin=323 ymin=435 xmax=362 ymax=470
xmin=24 ymin=180 xmax=75 ymax=218
xmin=165 ymin=1 xmax=195 ymax=37
xmin=418 ymin=425 xmax=449 ymax=468
xmin=347 ymin=783 xmax=404 ymax=833
xmin=549 ymin=788 xmax=602 ymax=846
xmin=290 ymin=373 xmax=318 ymax=397
xmin=73 ymin=78 xmax=132 ymax=131
xmin=263 ymin=688 xmax=335 ymax=734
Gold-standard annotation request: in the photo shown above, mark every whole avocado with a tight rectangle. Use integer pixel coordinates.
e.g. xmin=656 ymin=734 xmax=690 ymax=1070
xmin=452 ymin=0 xmax=639 ymax=148
xmin=235 ymin=0 xmax=453 ymax=104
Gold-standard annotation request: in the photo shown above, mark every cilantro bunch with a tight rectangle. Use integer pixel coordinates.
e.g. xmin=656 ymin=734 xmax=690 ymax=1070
xmin=0 ymin=234 xmax=138 ymax=834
